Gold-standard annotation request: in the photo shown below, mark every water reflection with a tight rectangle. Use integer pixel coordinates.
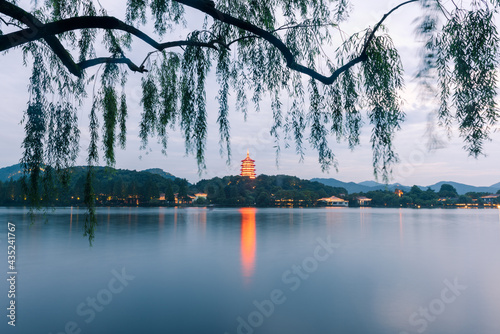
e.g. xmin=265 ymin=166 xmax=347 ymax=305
xmin=174 ymin=207 xmax=177 ymax=234
xmin=107 ymin=207 xmax=110 ymax=232
xmin=399 ymin=209 xmax=404 ymax=245
xmin=196 ymin=209 xmax=206 ymax=235
xmin=128 ymin=208 xmax=131 ymax=227
xmin=240 ymin=208 xmax=256 ymax=285
xmin=69 ymin=207 xmax=73 ymax=235
xmin=5 ymin=207 xmax=500 ymax=333
xmin=159 ymin=209 xmax=164 ymax=231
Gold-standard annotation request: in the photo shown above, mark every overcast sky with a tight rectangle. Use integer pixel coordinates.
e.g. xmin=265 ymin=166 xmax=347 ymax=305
xmin=0 ymin=0 xmax=499 ymax=186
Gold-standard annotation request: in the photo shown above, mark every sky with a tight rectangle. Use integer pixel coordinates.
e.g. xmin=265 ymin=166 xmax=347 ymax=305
xmin=0 ymin=0 xmax=499 ymax=186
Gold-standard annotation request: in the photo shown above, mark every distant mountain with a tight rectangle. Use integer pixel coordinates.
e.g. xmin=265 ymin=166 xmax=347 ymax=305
xmin=311 ymin=178 xmax=413 ymax=194
xmin=143 ymin=168 xmax=177 ymax=181
xmin=425 ymin=181 xmax=500 ymax=195
xmin=311 ymin=178 xmax=371 ymax=194
xmin=312 ymin=178 xmax=500 ymax=195
xmin=358 ymin=181 xmax=381 ymax=187
xmin=0 ymin=164 xmax=23 ymax=182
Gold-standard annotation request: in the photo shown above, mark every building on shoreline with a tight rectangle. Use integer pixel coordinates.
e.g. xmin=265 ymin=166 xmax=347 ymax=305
xmin=357 ymin=196 xmax=372 ymax=206
xmin=318 ymin=196 xmax=348 ymax=207
xmin=481 ymin=194 xmax=500 ymax=204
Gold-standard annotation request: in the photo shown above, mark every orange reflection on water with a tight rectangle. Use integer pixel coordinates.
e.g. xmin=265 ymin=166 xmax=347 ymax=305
xmin=159 ymin=209 xmax=164 ymax=231
xmin=240 ymin=208 xmax=256 ymax=284
xmin=197 ymin=209 xmax=207 ymax=235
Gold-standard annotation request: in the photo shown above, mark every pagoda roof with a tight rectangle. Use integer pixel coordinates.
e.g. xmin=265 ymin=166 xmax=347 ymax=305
xmin=241 ymin=150 xmax=255 ymax=162
xmin=241 ymin=157 xmax=255 ymax=162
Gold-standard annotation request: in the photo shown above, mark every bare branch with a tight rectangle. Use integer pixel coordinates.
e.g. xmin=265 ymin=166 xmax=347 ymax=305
xmin=361 ymin=0 xmax=419 ymax=55
xmin=78 ymin=57 xmax=148 ymax=72
xmin=0 ymin=15 xmax=23 ymax=29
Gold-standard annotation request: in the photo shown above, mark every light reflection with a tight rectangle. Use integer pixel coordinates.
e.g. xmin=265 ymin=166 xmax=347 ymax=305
xmin=399 ymin=209 xmax=404 ymax=245
xmin=159 ymin=208 xmax=164 ymax=231
xmin=360 ymin=208 xmax=365 ymax=237
xmin=69 ymin=206 xmax=73 ymax=235
xmin=240 ymin=208 xmax=256 ymax=285
xmin=128 ymin=207 xmax=131 ymax=228
xmin=197 ymin=209 xmax=207 ymax=235
xmin=174 ymin=207 xmax=178 ymax=234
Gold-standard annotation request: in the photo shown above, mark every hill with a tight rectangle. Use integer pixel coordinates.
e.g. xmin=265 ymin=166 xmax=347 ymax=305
xmin=0 ymin=164 xmax=23 ymax=182
xmin=143 ymin=168 xmax=177 ymax=181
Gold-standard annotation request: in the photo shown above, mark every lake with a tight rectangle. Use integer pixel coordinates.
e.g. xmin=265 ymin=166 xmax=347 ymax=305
xmin=1 ymin=207 xmax=500 ymax=334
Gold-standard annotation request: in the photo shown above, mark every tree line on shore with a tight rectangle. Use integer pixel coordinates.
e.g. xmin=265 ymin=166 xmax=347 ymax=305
xmin=0 ymin=167 xmax=346 ymax=207
xmin=348 ymin=184 xmax=500 ymax=208
xmin=0 ymin=167 xmax=498 ymax=207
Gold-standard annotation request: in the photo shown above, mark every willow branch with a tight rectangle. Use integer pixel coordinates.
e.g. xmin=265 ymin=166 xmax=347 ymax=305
xmin=361 ymin=0 xmax=419 ymax=54
xmin=78 ymin=57 xmax=148 ymax=72
xmin=0 ymin=15 xmax=23 ymax=29
xmin=0 ymin=0 xmax=80 ymax=76
xmin=0 ymin=16 xmax=223 ymax=52
xmin=0 ymin=0 xmax=419 ymax=80
xmin=0 ymin=10 xmax=224 ymax=75
xmin=175 ymin=0 xmax=419 ymax=85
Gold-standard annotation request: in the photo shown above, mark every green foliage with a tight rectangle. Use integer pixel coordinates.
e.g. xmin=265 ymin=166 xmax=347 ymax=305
xmin=102 ymin=85 xmax=118 ymax=166
xmin=439 ymin=8 xmax=499 ymax=156
xmin=362 ymin=35 xmax=405 ymax=183
xmin=438 ymin=184 xmax=458 ymax=198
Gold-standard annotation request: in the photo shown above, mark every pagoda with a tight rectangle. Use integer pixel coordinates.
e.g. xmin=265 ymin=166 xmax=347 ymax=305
xmin=240 ymin=150 xmax=256 ymax=179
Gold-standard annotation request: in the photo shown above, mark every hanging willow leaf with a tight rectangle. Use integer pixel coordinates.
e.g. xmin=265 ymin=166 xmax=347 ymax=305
xmin=102 ymin=85 xmax=118 ymax=166
xmin=441 ymin=9 xmax=499 ymax=156
xmin=118 ymin=92 xmax=127 ymax=149
xmin=362 ymin=34 xmax=405 ymax=182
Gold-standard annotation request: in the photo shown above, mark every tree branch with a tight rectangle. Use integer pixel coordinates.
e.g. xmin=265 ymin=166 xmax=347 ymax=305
xmin=0 ymin=16 xmax=223 ymax=52
xmin=361 ymin=0 xmax=419 ymax=55
xmin=78 ymin=57 xmax=148 ymax=72
xmin=0 ymin=0 xmax=81 ymax=76
xmin=0 ymin=15 xmax=23 ymax=29
xmin=0 ymin=0 xmax=419 ymax=81
xmin=175 ymin=0 xmax=419 ymax=85
xmin=0 ymin=8 xmax=226 ymax=75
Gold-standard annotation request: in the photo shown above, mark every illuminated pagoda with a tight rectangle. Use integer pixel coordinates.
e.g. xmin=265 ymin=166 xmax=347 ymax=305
xmin=240 ymin=150 xmax=256 ymax=179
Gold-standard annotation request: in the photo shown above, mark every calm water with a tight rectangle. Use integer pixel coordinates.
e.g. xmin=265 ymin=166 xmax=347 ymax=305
xmin=1 ymin=207 xmax=500 ymax=334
